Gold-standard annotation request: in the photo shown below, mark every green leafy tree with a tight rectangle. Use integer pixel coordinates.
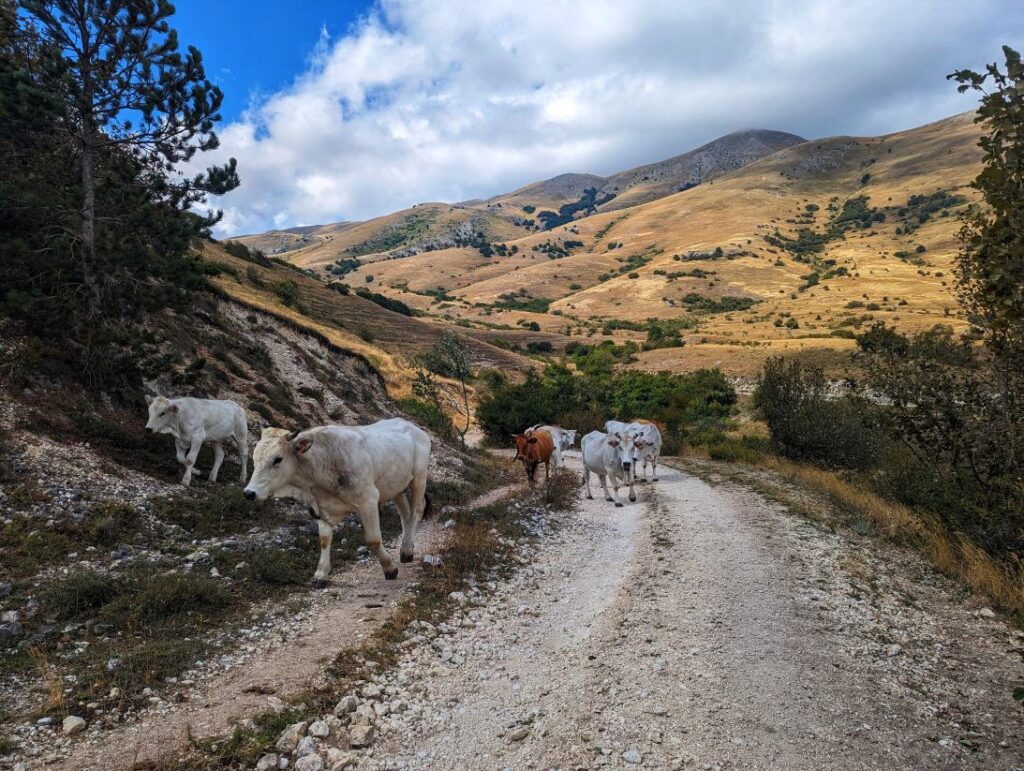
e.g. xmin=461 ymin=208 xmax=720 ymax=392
xmin=948 ymin=46 xmax=1024 ymax=355
xmin=20 ymin=0 xmax=239 ymax=312
xmin=419 ymin=331 xmax=473 ymax=446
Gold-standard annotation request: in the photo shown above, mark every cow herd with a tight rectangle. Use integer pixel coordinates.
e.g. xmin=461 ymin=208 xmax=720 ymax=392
xmin=512 ymin=420 xmax=663 ymax=507
xmin=144 ymin=393 xmax=661 ymax=587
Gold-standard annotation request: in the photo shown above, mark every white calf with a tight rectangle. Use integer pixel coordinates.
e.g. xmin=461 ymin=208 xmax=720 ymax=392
xmin=145 ymin=396 xmax=248 ymax=487
xmin=244 ymin=418 xmax=431 ymax=585
xmin=581 ymin=430 xmax=637 ymax=507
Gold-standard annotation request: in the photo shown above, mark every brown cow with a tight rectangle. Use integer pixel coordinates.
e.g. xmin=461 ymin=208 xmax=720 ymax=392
xmin=513 ymin=429 xmax=555 ymax=483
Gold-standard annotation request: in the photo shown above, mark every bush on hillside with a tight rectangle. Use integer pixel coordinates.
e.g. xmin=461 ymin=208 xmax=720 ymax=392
xmin=754 ymin=357 xmax=880 ymax=470
xmin=476 ymin=364 xmax=736 ymax=449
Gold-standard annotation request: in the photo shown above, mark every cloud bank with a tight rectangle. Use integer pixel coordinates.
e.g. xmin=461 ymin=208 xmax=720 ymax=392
xmin=195 ymin=0 xmax=1018 ymax=236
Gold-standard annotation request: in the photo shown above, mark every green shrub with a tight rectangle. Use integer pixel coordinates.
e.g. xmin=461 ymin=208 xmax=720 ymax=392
xmin=477 ymin=364 xmax=735 ymax=448
xmin=152 ymin=486 xmax=267 ymax=538
xmin=129 ymin=572 xmax=231 ymax=621
xmin=88 ymin=502 xmax=141 ymax=547
xmin=355 ymin=288 xmax=413 ymax=316
xmin=42 ymin=570 xmax=120 ymax=621
xmin=754 ymin=357 xmax=880 ymax=470
xmin=245 ymin=547 xmax=311 ymax=587
xmin=273 ymin=279 xmax=301 ymax=308
xmin=397 ymin=397 xmax=455 ymax=439
xmin=539 ymin=468 xmax=581 ymax=511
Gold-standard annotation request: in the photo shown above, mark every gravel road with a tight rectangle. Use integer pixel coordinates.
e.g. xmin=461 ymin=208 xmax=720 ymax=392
xmin=358 ymin=455 xmax=1023 ymax=770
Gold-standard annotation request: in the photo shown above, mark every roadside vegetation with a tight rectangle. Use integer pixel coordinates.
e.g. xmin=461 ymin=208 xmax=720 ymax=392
xmin=476 ymin=363 xmax=736 ymax=454
xmin=709 ymin=48 xmax=1024 ymax=623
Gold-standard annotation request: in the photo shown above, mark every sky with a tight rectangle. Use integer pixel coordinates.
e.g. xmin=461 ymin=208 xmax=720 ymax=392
xmin=171 ymin=0 xmax=1023 ymax=237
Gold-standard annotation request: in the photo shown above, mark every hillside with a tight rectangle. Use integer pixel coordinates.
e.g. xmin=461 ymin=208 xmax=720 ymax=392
xmin=235 ymin=128 xmax=805 ymax=279
xmin=280 ymin=111 xmax=982 ymax=376
xmin=202 ymin=242 xmax=571 ymax=392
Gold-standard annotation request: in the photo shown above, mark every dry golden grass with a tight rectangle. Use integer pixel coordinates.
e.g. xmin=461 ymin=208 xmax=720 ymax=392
xmin=262 ymin=112 xmax=983 ymax=378
xmin=704 ymin=454 xmax=1024 ymax=621
xmin=29 ymin=646 xmax=66 ymax=718
xmin=202 ymin=242 xmax=544 ymax=395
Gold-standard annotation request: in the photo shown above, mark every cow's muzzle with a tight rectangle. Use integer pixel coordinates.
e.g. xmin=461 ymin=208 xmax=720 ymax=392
xmin=622 ymin=462 xmax=632 ymax=471
xmin=145 ymin=427 xmax=154 ymax=433
xmin=243 ymin=489 xmax=257 ymax=501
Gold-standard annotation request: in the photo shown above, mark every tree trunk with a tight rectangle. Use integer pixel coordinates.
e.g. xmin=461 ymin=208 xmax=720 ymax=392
xmin=79 ymin=134 xmax=101 ymax=316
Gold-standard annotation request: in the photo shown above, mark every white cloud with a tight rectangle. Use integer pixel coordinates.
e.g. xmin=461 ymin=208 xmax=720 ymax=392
xmin=193 ymin=0 xmax=1018 ymax=236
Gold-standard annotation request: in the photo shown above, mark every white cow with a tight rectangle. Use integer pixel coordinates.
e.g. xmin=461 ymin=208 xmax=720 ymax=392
xmin=631 ymin=421 xmax=663 ymax=482
xmin=526 ymin=424 xmax=575 ymax=468
xmin=244 ymin=418 xmax=431 ymax=585
xmin=145 ymin=396 xmax=248 ymax=487
xmin=605 ymin=419 xmax=662 ymax=482
xmin=529 ymin=425 xmax=577 ymax=453
xmin=581 ymin=430 xmax=637 ymax=507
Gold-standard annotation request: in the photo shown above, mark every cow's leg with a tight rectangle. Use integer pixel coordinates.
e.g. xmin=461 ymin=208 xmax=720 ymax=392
xmin=611 ymin=475 xmax=624 ymax=508
xmin=599 ymin=474 xmax=613 ymax=503
xmin=640 ymin=457 xmax=648 ymax=482
xmin=355 ymin=491 xmax=398 ymax=580
xmin=584 ymin=468 xmax=594 ymax=500
xmin=409 ymin=468 xmax=428 ymax=519
xmin=393 ymin=492 xmax=416 ymax=563
xmin=312 ymin=518 xmax=334 ymax=588
xmin=651 ymin=454 xmax=659 ymax=482
xmin=627 ymin=468 xmax=637 ymax=503
xmin=209 ymin=442 xmax=224 ymax=483
xmin=175 ymin=438 xmax=188 ymax=465
xmin=181 ymin=434 xmax=204 ymax=487
xmin=236 ymin=426 xmax=248 ymax=483
xmin=544 ymin=459 xmax=550 ymax=480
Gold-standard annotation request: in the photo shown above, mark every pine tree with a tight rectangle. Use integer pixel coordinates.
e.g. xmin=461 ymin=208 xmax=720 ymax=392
xmin=19 ymin=0 xmax=239 ymax=312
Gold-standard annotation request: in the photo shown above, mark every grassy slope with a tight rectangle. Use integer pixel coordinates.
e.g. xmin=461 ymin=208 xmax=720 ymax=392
xmin=321 ymin=112 xmax=982 ymax=375
xmin=203 ymin=242 xmax=551 ymax=394
xmin=236 ymin=203 xmax=526 ymax=271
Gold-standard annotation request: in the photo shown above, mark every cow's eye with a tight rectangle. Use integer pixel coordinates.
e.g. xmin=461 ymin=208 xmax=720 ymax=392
xmin=272 ymin=457 xmax=282 ymax=466
xmin=159 ymin=411 xmax=165 ymax=417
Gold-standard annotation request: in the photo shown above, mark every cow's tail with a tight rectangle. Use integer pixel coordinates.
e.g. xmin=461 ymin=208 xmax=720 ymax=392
xmin=422 ymin=491 xmax=435 ymax=520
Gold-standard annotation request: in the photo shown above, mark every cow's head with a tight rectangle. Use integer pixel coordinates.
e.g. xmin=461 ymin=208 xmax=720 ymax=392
xmin=513 ymin=433 xmax=538 ymax=462
xmin=145 ymin=396 xmax=178 ymax=434
xmin=564 ymin=429 xmax=577 ymax=448
xmin=244 ymin=427 xmax=312 ymax=501
xmin=608 ymin=432 xmax=636 ymax=473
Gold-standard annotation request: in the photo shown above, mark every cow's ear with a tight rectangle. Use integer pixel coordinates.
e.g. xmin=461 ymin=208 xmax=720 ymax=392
xmin=608 ymin=438 xmax=619 ymax=447
xmin=171 ymin=404 xmax=179 ymax=414
xmin=293 ymin=436 xmax=313 ymax=455
xmin=527 ymin=436 xmax=537 ymax=444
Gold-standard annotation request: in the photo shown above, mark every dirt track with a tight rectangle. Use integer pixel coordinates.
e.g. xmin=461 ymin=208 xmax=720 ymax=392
xmin=39 ymin=456 xmax=1024 ymax=770
xmin=361 ymin=455 xmax=1023 ymax=769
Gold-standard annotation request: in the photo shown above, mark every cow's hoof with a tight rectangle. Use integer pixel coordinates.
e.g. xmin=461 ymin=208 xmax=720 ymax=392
xmin=615 ymin=502 xmax=624 ymax=508
xmin=384 ymin=567 xmax=399 ymax=580
xmin=586 ymin=494 xmax=593 ymax=500
xmin=400 ymin=552 xmax=414 ymax=564
xmin=653 ymin=477 xmax=659 ymax=482
xmin=629 ymin=496 xmax=637 ymax=503
xmin=310 ymin=578 xmax=329 ymax=589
